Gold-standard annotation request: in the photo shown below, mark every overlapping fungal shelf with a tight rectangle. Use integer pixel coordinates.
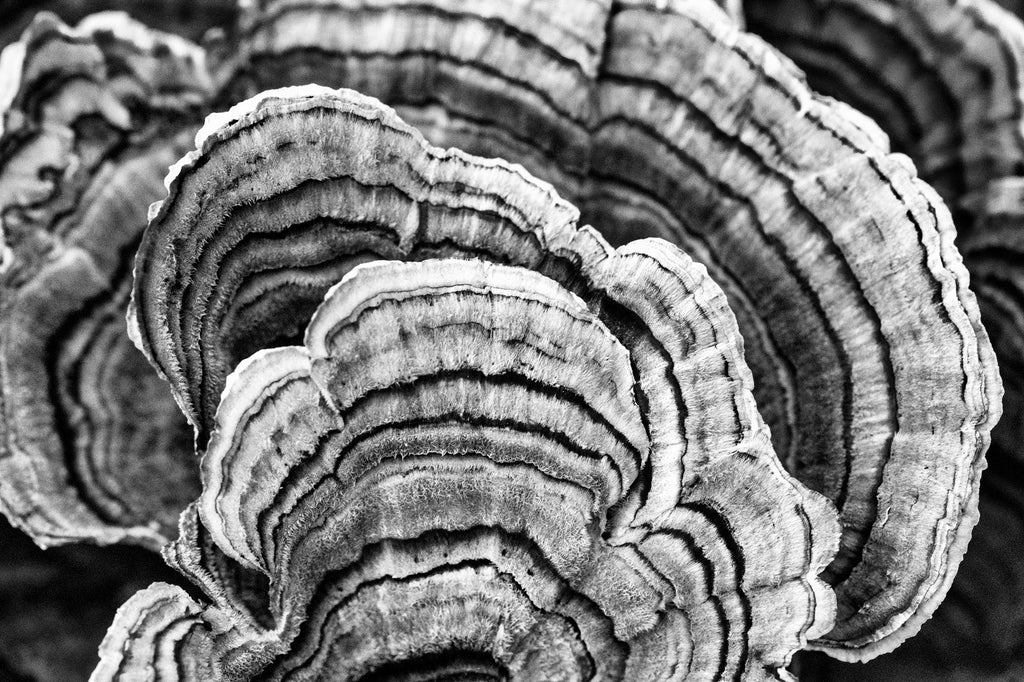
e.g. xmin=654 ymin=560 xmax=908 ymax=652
xmin=128 ymin=83 xmax=603 ymax=445
xmin=801 ymin=446 xmax=1024 ymax=680
xmin=607 ymin=3 xmax=1000 ymax=661
xmin=910 ymin=211 xmax=1024 ymax=679
xmin=193 ymin=0 xmax=1004 ymax=660
xmin=739 ymin=0 xmax=1024 ymax=674
xmin=743 ymin=0 xmax=1024 ymax=460
xmin=104 ymin=92 xmax=839 ymax=676
xmin=214 ymin=0 xmax=607 ymax=200
xmin=0 ymin=1 xmax=1013 ymax=679
xmin=0 ymin=12 xmax=208 ymax=547
xmin=584 ymin=14 xmax=999 ymax=661
xmin=101 ymin=260 xmax=835 ymax=680
xmin=740 ymin=0 xmax=1024 ymax=474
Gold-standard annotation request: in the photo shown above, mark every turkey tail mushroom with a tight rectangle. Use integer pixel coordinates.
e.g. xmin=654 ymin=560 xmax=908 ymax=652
xmin=743 ymin=0 xmax=1024 ymax=231
xmin=128 ymin=84 xmax=611 ymax=447
xmin=0 ymin=0 xmax=1002 ymax=672
xmin=192 ymin=0 xmax=1004 ymax=660
xmin=0 ymin=12 xmax=212 ymax=548
xmin=107 ymin=111 xmax=839 ymax=674
xmin=738 ymin=1 xmax=1024 ymax=465
xmin=592 ymin=0 xmax=1001 ymax=661
xmin=795 ymin=444 xmax=1024 ymax=680
xmin=214 ymin=0 xmax=607 ymax=197
xmin=737 ymin=0 xmax=1024 ymax=670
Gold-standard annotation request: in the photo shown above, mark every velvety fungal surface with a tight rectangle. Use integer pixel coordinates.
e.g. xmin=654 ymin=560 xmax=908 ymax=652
xmin=744 ymin=0 xmax=1024 ymax=470
xmin=740 ymin=0 xmax=1024 ymax=673
xmin=0 ymin=0 xmax=238 ymax=47
xmin=0 ymin=12 xmax=205 ymax=547
xmin=0 ymin=0 xmax=1008 ymax=675
xmin=108 ymin=85 xmax=838 ymax=681
xmin=197 ymin=0 xmax=1003 ymax=659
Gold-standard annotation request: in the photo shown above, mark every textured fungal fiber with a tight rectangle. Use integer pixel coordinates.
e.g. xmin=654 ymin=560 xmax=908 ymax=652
xmin=180 ymin=0 xmax=1002 ymax=659
xmin=0 ymin=0 xmax=1011 ymax=678
xmin=0 ymin=11 xmax=209 ymax=549
xmin=101 ymin=86 xmax=838 ymax=682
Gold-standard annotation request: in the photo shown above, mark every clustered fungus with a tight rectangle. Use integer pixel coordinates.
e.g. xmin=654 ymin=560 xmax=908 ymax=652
xmin=106 ymin=87 xmax=838 ymax=680
xmin=180 ymin=1 xmax=1004 ymax=659
xmin=0 ymin=11 xmax=209 ymax=549
xmin=738 ymin=0 xmax=1024 ymax=675
xmin=0 ymin=1 xmax=1017 ymax=681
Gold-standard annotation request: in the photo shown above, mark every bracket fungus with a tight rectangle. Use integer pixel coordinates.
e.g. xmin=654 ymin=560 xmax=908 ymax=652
xmin=0 ymin=0 xmax=1008 ymax=677
xmin=737 ymin=1 xmax=1024 ymax=673
xmin=213 ymin=0 xmax=609 ymax=203
xmin=743 ymin=0 xmax=1024 ymax=462
xmin=107 ymin=99 xmax=839 ymax=673
xmin=0 ymin=12 xmax=210 ymax=547
xmin=588 ymin=8 xmax=997 ymax=659
xmin=0 ymin=1 xmax=239 ymax=48
xmin=795 ymin=444 xmax=1024 ymax=680
xmin=177 ymin=0 xmax=1005 ymax=661
xmin=744 ymin=0 xmax=1024 ymax=227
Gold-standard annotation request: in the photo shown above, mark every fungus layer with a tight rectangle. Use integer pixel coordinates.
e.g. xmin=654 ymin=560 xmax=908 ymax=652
xmin=106 ymin=242 xmax=837 ymax=680
xmin=743 ymin=0 xmax=1024 ymax=464
xmin=738 ymin=0 xmax=1024 ymax=671
xmin=745 ymin=0 xmax=1024 ymax=227
xmin=0 ymin=0 xmax=1003 ymax=664
xmin=795 ymin=454 xmax=1024 ymax=681
xmin=0 ymin=12 xmax=206 ymax=547
xmin=189 ymin=0 xmax=1003 ymax=658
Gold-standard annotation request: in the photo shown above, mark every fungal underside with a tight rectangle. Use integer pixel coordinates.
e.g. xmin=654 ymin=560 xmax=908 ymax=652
xmin=0 ymin=11 xmax=211 ymax=549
